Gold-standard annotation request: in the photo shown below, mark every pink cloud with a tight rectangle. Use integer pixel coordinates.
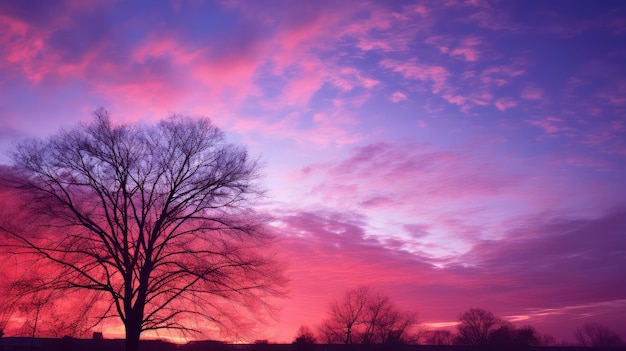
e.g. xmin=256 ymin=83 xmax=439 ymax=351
xmin=267 ymin=210 xmax=462 ymax=338
xmin=0 ymin=0 xmax=393 ymax=123
xmin=444 ymin=91 xmax=492 ymax=109
xmin=455 ymin=0 xmax=524 ymax=32
xmin=404 ymin=4 xmax=428 ymax=17
xmin=561 ymin=156 xmax=610 ymax=170
xmin=495 ymin=97 xmax=517 ymax=111
xmin=380 ymin=59 xmax=450 ymax=94
xmin=360 ymin=196 xmax=394 ymax=209
xmin=275 ymin=63 xmax=325 ymax=106
xmin=451 ymin=47 xmax=480 ymax=62
xmin=265 ymin=206 xmax=626 ymax=342
xmin=450 ymin=37 xmax=483 ymax=62
xmin=290 ymin=137 xmax=625 ymax=259
xmin=327 ymin=66 xmax=379 ymax=92
xmin=389 ymin=91 xmax=408 ymax=103
xmin=527 ymin=116 xmax=566 ymax=134
xmin=379 ymin=45 xmax=525 ymax=113
xmin=7 ymin=2 xmax=363 ymax=130
xmin=227 ymin=108 xmax=365 ymax=149
xmin=597 ymin=82 xmax=626 ymax=106
xmin=132 ymin=37 xmax=201 ymax=65
xmin=424 ymin=35 xmax=484 ymax=62
xmin=0 ymin=13 xmax=194 ymax=121
xmin=0 ymin=15 xmax=50 ymax=83
xmin=581 ymin=130 xmax=617 ymax=147
xmin=424 ymin=35 xmax=450 ymax=54
xmin=301 ymin=142 xmax=528 ymax=236
xmin=462 ymin=209 xmax=626 ymax=306
xmin=442 ymin=94 xmax=468 ymax=106
xmin=212 ymin=1 xmax=389 ymax=110
xmin=610 ymin=120 xmax=625 ymax=131
xmin=521 ymin=86 xmax=545 ymax=100
xmin=343 ymin=3 xmax=432 ymax=53
xmin=0 ymin=2 xmax=122 ymax=84
xmin=480 ymin=63 xmax=526 ymax=87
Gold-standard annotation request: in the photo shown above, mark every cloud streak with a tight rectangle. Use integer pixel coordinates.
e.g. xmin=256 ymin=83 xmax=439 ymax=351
xmin=271 ymin=207 xmax=626 ymax=341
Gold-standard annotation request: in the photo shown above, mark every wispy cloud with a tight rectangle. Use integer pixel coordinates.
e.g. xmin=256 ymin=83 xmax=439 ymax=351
xmin=389 ymin=91 xmax=408 ymax=103
xmin=271 ymin=206 xmax=626 ymax=340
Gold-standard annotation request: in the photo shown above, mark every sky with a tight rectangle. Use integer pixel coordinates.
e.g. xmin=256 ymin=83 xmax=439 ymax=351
xmin=1 ymin=0 xmax=626 ymax=344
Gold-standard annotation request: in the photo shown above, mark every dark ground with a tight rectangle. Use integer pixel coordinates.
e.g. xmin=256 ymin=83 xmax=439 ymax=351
xmin=1 ymin=338 xmax=625 ymax=351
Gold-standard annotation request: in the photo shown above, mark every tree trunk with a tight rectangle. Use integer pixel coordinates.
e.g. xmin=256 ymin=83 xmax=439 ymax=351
xmin=125 ymin=317 xmax=142 ymax=351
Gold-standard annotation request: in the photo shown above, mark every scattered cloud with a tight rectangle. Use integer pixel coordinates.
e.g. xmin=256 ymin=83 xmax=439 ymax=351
xmin=389 ymin=91 xmax=408 ymax=103
xmin=495 ymin=97 xmax=517 ymax=111
xmin=527 ymin=116 xmax=568 ymax=134
xmin=521 ymin=86 xmax=545 ymax=100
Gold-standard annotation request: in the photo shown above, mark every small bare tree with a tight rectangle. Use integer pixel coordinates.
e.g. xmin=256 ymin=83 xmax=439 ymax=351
xmin=574 ymin=322 xmax=623 ymax=348
xmin=361 ymin=292 xmax=417 ymax=345
xmin=15 ymin=281 xmax=54 ymax=350
xmin=455 ymin=308 xmax=502 ymax=346
xmin=293 ymin=325 xmax=317 ymax=344
xmin=319 ymin=286 xmax=418 ymax=347
xmin=0 ymin=278 xmax=13 ymax=338
xmin=0 ymin=291 xmax=14 ymax=339
xmin=423 ymin=330 xmax=455 ymax=345
xmin=0 ymin=110 xmax=285 ymax=351
xmin=320 ymin=286 xmax=369 ymax=346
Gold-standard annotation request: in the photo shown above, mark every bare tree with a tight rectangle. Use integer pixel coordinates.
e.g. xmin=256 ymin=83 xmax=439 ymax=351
xmin=574 ymin=322 xmax=623 ymax=348
xmin=514 ymin=325 xmax=545 ymax=347
xmin=455 ymin=308 xmax=502 ymax=346
xmin=361 ymin=292 xmax=417 ymax=345
xmin=0 ymin=188 xmax=18 ymax=339
xmin=423 ymin=330 xmax=455 ymax=345
xmin=0 ymin=279 xmax=14 ymax=338
xmin=16 ymin=282 xmax=54 ymax=351
xmin=319 ymin=286 xmax=369 ymax=346
xmin=293 ymin=325 xmax=317 ymax=344
xmin=0 ymin=110 xmax=285 ymax=351
xmin=488 ymin=322 xmax=544 ymax=349
xmin=319 ymin=286 xmax=418 ymax=347
xmin=361 ymin=292 xmax=389 ymax=344
xmin=0 ymin=261 xmax=104 ymax=339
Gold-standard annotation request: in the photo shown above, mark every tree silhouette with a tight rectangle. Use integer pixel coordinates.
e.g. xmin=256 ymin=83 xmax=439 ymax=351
xmin=0 ymin=110 xmax=285 ymax=351
xmin=361 ymin=291 xmax=417 ymax=345
xmin=319 ymin=286 xmax=369 ymax=346
xmin=293 ymin=325 xmax=317 ymax=351
xmin=0 ymin=238 xmax=16 ymax=338
xmin=0 ymin=282 xmax=14 ymax=339
xmin=455 ymin=308 xmax=502 ymax=346
xmin=488 ymin=323 xmax=542 ymax=349
xmin=319 ymin=286 xmax=417 ymax=348
xmin=423 ymin=330 xmax=454 ymax=345
xmin=574 ymin=322 xmax=624 ymax=348
xmin=293 ymin=325 xmax=317 ymax=344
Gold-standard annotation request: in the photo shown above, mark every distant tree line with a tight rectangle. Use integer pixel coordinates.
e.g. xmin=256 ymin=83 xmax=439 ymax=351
xmin=290 ymin=286 xmax=624 ymax=349
xmin=574 ymin=323 xmax=625 ymax=348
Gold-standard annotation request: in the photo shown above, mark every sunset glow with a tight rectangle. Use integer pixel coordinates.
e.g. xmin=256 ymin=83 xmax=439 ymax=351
xmin=0 ymin=0 xmax=625 ymax=344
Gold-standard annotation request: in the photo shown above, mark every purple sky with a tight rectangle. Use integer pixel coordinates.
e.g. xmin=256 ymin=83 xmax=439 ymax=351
xmin=1 ymin=0 xmax=625 ymax=343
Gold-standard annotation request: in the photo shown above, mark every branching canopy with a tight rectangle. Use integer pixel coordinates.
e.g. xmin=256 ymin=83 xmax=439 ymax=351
xmin=0 ymin=110 xmax=285 ymax=346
